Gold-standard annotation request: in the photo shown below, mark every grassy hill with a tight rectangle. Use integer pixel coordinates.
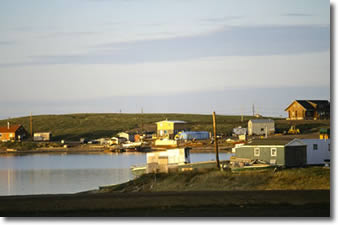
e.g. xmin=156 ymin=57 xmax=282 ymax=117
xmin=0 ymin=113 xmax=330 ymax=141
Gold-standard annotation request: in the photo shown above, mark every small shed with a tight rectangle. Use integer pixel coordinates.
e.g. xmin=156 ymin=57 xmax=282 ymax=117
xmin=248 ymin=119 xmax=275 ymax=136
xmin=319 ymin=128 xmax=330 ymax=140
xmin=33 ymin=132 xmax=52 ymax=141
xmin=117 ymin=132 xmax=135 ymax=142
xmin=233 ymin=139 xmax=306 ymax=167
xmin=232 ymin=127 xmax=247 ymax=136
xmin=146 ymin=148 xmax=191 ymax=173
xmin=111 ymin=137 xmax=127 ymax=145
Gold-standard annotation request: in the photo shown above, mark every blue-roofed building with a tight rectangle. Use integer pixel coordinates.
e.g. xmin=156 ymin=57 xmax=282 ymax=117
xmin=176 ymin=131 xmax=210 ymax=141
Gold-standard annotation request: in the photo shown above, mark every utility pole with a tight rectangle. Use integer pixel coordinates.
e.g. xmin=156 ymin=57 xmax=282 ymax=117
xmin=240 ymin=106 xmax=244 ymax=122
xmin=141 ymin=107 xmax=144 ymax=134
xmin=30 ymin=112 xmax=33 ymax=138
xmin=252 ymin=104 xmax=255 ymax=116
xmin=212 ymin=111 xmax=220 ymax=169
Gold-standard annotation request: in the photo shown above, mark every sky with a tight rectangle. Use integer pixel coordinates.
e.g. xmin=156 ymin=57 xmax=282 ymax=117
xmin=0 ymin=0 xmax=330 ymax=119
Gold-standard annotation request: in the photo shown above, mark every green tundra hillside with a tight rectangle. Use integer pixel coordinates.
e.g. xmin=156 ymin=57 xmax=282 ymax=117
xmin=0 ymin=113 xmax=329 ymax=141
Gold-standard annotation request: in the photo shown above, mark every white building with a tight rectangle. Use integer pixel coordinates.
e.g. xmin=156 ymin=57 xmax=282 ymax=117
xmin=301 ymin=139 xmax=330 ymax=165
xmin=117 ymin=132 xmax=135 ymax=142
xmin=147 ymin=148 xmax=190 ymax=165
xmin=248 ymin=119 xmax=275 ymax=136
xmin=33 ymin=132 xmax=52 ymax=141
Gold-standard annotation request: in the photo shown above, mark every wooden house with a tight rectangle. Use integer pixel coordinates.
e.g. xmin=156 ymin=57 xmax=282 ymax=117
xmin=0 ymin=124 xmax=28 ymax=142
xmin=285 ymin=100 xmax=330 ymax=120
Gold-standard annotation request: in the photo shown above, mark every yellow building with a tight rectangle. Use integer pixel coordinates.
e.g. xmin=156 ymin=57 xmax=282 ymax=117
xmin=156 ymin=120 xmax=187 ymax=139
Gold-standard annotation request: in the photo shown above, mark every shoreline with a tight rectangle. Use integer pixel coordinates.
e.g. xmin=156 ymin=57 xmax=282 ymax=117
xmin=0 ymin=146 xmax=232 ymax=154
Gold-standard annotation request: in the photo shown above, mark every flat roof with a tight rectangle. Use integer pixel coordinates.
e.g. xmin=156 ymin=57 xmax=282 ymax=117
xmin=245 ymin=138 xmax=294 ymax=146
xmin=249 ymin=119 xmax=274 ymax=123
xmin=156 ymin=120 xmax=187 ymax=124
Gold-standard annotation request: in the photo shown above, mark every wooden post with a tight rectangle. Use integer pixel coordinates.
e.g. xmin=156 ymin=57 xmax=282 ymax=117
xmin=212 ymin=111 xmax=220 ymax=169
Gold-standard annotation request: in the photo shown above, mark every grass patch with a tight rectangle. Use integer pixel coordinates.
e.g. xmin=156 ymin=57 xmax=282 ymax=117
xmin=0 ymin=141 xmax=38 ymax=151
xmin=100 ymin=167 xmax=330 ymax=193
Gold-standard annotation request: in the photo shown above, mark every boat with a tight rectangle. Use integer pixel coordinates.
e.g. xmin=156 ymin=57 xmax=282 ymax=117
xmin=131 ymin=164 xmax=147 ymax=176
xmin=122 ymin=142 xmax=142 ymax=148
xmin=231 ymin=164 xmax=275 ymax=172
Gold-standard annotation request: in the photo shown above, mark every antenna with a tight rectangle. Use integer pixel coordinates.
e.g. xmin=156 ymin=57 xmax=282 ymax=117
xmin=30 ymin=112 xmax=33 ymax=137
xmin=141 ymin=107 xmax=144 ymax=134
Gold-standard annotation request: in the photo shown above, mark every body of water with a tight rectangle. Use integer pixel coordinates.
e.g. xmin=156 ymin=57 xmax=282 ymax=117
xmin=0 ymin=152 xmax=232 ymax=196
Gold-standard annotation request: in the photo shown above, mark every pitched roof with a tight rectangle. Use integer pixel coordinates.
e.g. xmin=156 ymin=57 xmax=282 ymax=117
xmin=249 ymin=119 xmax=274 ymax=123
xmin=285 ymin=100 xmax=330 ymax=111
xmin=308 ymin=100 xmax=330 ymax=105
xmin=296 ymin=100 xmax=315 ymax=110
xmin=0 ymin=124 xmax=22 ymax=133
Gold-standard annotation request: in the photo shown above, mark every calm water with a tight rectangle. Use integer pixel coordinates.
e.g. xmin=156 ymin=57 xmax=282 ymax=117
xmin=0 ymin=152 xmax=232 ymax=196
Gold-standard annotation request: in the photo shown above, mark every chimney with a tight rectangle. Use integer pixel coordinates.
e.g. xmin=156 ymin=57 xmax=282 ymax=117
xmin=7 ymin=122 xmax=10 ymax=129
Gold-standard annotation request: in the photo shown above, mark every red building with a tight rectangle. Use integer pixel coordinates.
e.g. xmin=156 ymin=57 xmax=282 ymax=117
xmin=0 ymin=124 xmax=28 ymax=142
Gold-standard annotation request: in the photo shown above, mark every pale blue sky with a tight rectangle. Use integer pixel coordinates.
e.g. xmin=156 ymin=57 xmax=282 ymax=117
xmin=0 ymin=0 xmax=330 ymax=119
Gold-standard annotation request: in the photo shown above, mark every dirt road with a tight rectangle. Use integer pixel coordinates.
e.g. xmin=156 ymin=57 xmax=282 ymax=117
xmin=0 ymin=190 xmax=330 ymax=217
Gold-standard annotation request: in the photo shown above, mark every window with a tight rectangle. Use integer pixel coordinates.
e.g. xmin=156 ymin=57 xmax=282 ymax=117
xmin=313 ymin=144 xmax=318 ymax=150
xmin=254 ymin=148 xmax=260 ymax=157
xmin=271 ymin=148 xmax=277 ymax=157
xmin=261 ymin=128 xmax=264 ymax=132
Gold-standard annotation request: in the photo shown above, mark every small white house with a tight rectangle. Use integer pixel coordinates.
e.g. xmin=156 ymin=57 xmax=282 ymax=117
xmin=301 ymin=139 xmax=330 ymax=165
xmin=117 ymin=132 xmax=135 ymax=142
xmin=147 ymin=148 xmax=190 ymax=165
xmin=248 ymin=119 xmax=275 ymax=136
xmin=33 ymin=132 xmax=52 ymax=141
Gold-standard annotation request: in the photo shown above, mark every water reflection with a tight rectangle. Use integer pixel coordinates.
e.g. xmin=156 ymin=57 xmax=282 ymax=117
xmin=0 ymin=152 xmax=232 ymax=196
xmin=0 ymin=168 xmax=133 ymax=196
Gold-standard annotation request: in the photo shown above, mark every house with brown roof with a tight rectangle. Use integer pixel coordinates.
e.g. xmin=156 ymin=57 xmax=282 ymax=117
xmin=285 ymin=100 xmax=330 ymax=120
xmin=0 ymin=123 xmax=28 ymax=142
